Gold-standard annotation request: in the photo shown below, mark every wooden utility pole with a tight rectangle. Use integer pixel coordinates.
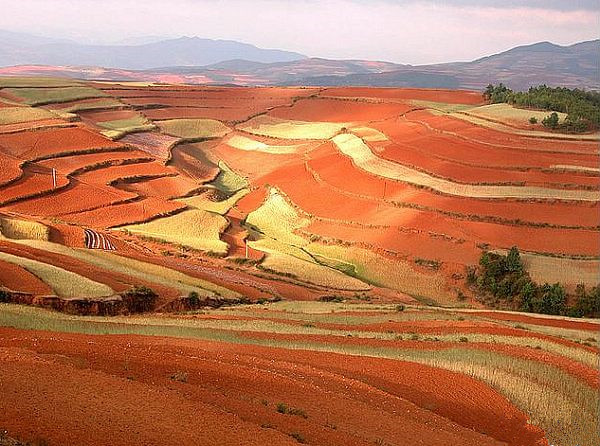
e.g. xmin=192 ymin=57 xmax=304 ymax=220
xmin=245 ymin=239 xmax=249 ymax=259
xmin=52 ymin=168 xmax=57 ymax=189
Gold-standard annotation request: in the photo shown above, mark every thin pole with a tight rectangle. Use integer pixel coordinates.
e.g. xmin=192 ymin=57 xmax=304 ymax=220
xmin=52 ymin=168 xmax=57 ymax=189
xmin=245 ymin=239 xmax=249 ymax=259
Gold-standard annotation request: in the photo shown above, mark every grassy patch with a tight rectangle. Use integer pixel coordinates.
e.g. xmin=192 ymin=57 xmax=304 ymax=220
xmin=123 ymin=209 xmax=230 ymax=255
xmin=0 ymin=106 xmax=59 ymax=125
xmin=158 ymin=118 xmax=230 ymax=139
xmin=211 ymin=161 xmax=248 ymax=193
xmin=4 ymin=86 xmax=108 ymax=106
xmin=240 ymin=115 xmax=348 ymax=140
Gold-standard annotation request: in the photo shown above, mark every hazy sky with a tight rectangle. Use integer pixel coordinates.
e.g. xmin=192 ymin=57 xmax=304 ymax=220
xmin=1 ymin=0 xmax=599 ymax=64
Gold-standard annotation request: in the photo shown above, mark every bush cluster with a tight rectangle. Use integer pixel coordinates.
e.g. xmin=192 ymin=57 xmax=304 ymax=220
xmin=469 ymin=247 xmax=599 ymax=317
xmin=483 ymin=84 xmax=600 ymax=133
xmin=120 ymin=285 xmax=158 ymax=313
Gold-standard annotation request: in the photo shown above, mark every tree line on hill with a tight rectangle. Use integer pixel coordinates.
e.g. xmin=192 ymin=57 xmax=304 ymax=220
xmin=467 ymin=247 xmax=599 ymax=318
xmin=483 ymin=84 xmax=600 ymax=133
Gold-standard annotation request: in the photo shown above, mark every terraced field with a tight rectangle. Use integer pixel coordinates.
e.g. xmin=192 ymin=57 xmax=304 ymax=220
xmin=0 ymin=78 xmax=598 ymax=446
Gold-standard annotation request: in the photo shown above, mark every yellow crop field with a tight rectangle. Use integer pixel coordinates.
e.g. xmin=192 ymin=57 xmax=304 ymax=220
xmin=158 ymin=118 xmax=231 ymax=139
xmin=178 ymin=188 xmax=249 ymax=215
xmin=0 ymin=217 xmax=49 ymax=241
xmin=212 ymin=161 xmax=249 ymax=193
xmin=225 ymin=134 xmax=303 ymax=154
xmin=0 ymin=250 xmax=114 ymax=298
xmin=0 ymin=77 xmax=82 ymax=88
xmin=245 ymin=188 xmax=310 ymax=246
xmin=259 ymin=249 xmax=370 ymax=290
xmin=492 ymin=249 xmax=600 ymax=288
xmin=350 ymin=126 xmax=388 ymax=142
xmin=460 ymin=103 xmax=568 ymax=126
xmin=11 ymin=239 xmax=239 ymax=298
xmin=49 ymin=97 xmax=125 ymax=113
xmin=98 ymin=116 xmax=156 ymax=139
xmin=332 ymin=133 xmax=600 ymax=201
xmin=123 ymin=209 xmax=229 ymax=255
xmin=239 ymin=115 xmax=348 ymax=140
xmin=4 ymin=86 xmax=108 ymax=106
xmin=307 ymin=242 xmax=451 ymax=303
xmin=0 ymin=106 xmax=59 ymax=125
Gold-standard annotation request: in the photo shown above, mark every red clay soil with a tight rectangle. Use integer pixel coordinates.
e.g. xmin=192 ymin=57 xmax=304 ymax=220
xmin=0 ymin=165 xmax=70 ymax=206
xmin=142 ymin=106 xmax=268 ymax=122
xmin=60 ymin=197 xmax=187 ymax=228
xmin=119 ymin=131 xmax=180 ymax=160
xmin=377 ymin=117 xmax=600 ymax=170
xmin=466 ymin=311 xmax=600 ymax=332
xmin=0 ymin=259 xmax=52 ymax=295
xmin=378 ymin=141 xmax=600 ymax=188
xmin=307 ymin=142 xmax=600 ymax=227
xmin=0 ymin=153 xmax=23 ymax=186
xmin=2 ymin=180 xmax=137 ymax=217
xmin=409 ymin=110 xmax=599 ymax=154
xmin=77 ymin=109 xmax=140 ymax=122
xmin=242 ymin=329 xmax=599 ymax=388
xmin=118 ymin=174 xmax=200 ymax=199
xmin=169 ymin=142 xmax=220 ymax=183
xmin=0 ymin=327 xmax=546 ymax=446
xmin=0 ymin=119 xmax=71 ymax=134
xmin=0 ymin=240 xmax=180 ymax=302
xmin=76 ymin=160 xmax=177 ymax=184
xmin=0 ymin=126 xmax=122 ymax=160
xmin=321 ymin=87 xmax=485 ymax=104
xmin=35 ymin=149 xmax=152 ymax=174
xmin=269 ymin=97 xmax=415 ymax=122
xmin=45 ymin=97 xmax=124 ymax=110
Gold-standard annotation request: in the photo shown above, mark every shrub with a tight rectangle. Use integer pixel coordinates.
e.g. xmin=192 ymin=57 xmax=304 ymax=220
xmin=459 ymin=337 xmax=469 ymax=343
xmin=318 ymin=295 xmax=344 ymax=303
xmin=188 ymin=291 xmax=200 ymax=307
xmin=542 ymin=112 xmax=560 ymax=129
xmin=170 ymin=371 xmax=188 ymax=383
xmin=395 ymin=304 xmax=405 ymax=312
xmin=529 ymin=117 xmax=538 ymax=124
xmin=289 ymin=433 xmax=306 ymax=444
xmin=121 ymin=285 xmax=158 ymax=313
xmin=0 ymin=290 xmax=10 ymax=303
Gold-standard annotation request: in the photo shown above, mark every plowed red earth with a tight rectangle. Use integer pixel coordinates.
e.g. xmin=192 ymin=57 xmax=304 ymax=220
xmin=0 ymin=166 xmax=70 ymax=206
xmin=119 ymin=174 xmax=200 ymax=199
xmin=270 ymin=97 xmax=415 ymax=122
xmin=410 ymin=111 xmax=599 ymax=153
xmin=78 ymin=109 xmax=140 ymax=122
xmin=0 ymin=126 xmax=121 ymax=159
xmin=322 ymin=88 xmax=484 ymax=104
xmin=307 ymin=142 xmax=600 ymax=227
xmin=0 ymin=153 xmax=22 ymax=186
xmin=142 ymin=106 xmax=266 ymax=122
xmin=170 ymin=142 xmax=220 ymax=183
xmin=0 ymin=327 xmax=547 ymax=446
xmin=465 ymin=311 xmax=600 ymax=332
xmin=0 ymin=259 xmax=52 ymax=295
xmin=35 ymin=149 xmax=152 ymax=174
xmin=61 ymin=197 xmax=186 ymax=228
xmin=119 ymin=132 xmax=180 ymax=160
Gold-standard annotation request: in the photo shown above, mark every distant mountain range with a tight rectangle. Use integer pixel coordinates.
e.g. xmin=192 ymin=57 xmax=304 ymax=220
xmin=0 ymin=31 xmax=306 ymax=68
xmin=0 ymin=30 xmax=597 ymax=90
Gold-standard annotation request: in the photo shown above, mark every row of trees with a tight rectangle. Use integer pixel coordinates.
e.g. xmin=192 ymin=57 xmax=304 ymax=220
xmin=468 ymin=247 xmax=599 ymax=317
xmin=483 ymin=84 xmax=600 ymax=133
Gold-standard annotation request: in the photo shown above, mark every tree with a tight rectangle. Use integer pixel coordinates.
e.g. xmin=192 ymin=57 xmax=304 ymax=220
xmin=542 ymin=112 xmax=559 ymax=129
xmin=506 ymin=246 xmax=523 ymax=273
xmin=529 ymin=117 xmax=537 ymax=124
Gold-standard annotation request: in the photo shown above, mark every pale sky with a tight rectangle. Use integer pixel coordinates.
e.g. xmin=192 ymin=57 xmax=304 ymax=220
xmin=1 ymin=0 xmax=599 ymax=64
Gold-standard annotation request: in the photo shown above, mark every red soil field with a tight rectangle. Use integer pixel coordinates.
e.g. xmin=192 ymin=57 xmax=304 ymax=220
xmin=307 ymin=142 xmax=600 ymax=227
xmin=35 ymin=149 xmax=153 ymax=175
xmin=169 ymin=141 xmax=220 ymax=183
xmin=409 ymin=110 xmax=599 ymax=154
xmin=120 ymin=131 xmax=180 ymax=160
xmin=0 ymin=119 xmax=72 ymax=134
xmin=0 ymin=240 xmax=180 ymax=303
xmin=61 ymin=197 xmax=187 ymax=228
xmin=0 ymin=126 xmax=122 ymax=160
xmin=269 ymin=97 xmax=416 ymax=122
xmin=466 ymin=311 xmax=600 ymax=332
xmin=102 ymin=87 xmax=318 ymax=100
xmin=378 ymin=141 xmax=600 ymax=188
xmin=76 ymin=161 xmax=178 ymax=185
xmin=0 ymin=259 xmax=52 ymax=295
xmin=78 ymin=109 xmax=140 ymax=122
xmin=375 ymin=118 xmax=600 ymax=170
xmin=0 ymin=166 xmax=70 ymax=206
xmin=119 ymin=174 xmax=200 ymax=199
xmin=142 ymin=106 xmax=272 ymax=122
xmin=3 ymin=181 xmax=137 ymax=217
xmin=322 ymin=87 xmax=485 ymax=104
xmin=0 ymin=153 xmax=23 ymax=186
xmin=0 ymin=328 xmax=546 ymax=446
